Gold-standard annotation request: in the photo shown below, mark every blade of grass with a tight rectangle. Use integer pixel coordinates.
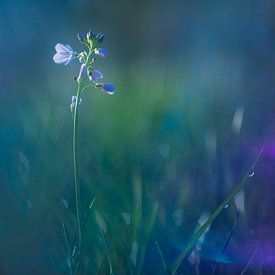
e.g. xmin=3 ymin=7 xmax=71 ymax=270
xmin=82 ymin=193 xmax=99 ymax=229
xmin=101 ymin=228 xmax=114 ymax=275
xmin=212 ymin=210 xmax=240 ymax=275
xmin=171 ymin=148 xmax=263 ymax=275
xmin=137 ymin=202 xmax=159 ymax=274
xmin=62 ymin=223 xmax=73 ymax=275
xmin=97 ymin=254 xmax=107 ymax=275
xmin=155 ymin=240 xmax=168 ymax=273
xmin=240 ymin=244 xmax=259 ymax=275
xmin=119 ymin=241 xmax=135 ymax=275
xmin=70 ymin=194 xmax=99 ymax=249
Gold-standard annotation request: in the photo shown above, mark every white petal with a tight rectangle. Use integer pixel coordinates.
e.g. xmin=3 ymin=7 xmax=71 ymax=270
xmin=53 ymin=52 xmax=69 ymax=64
xmin=65 ymin=44 xmax=73 ymax=52
xmin=55 ymin=43 xmax=70 ymax=53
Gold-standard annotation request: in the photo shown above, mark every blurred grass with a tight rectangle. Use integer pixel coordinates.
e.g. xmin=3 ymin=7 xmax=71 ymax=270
xmin=0 ymin=0 xmax=274 ymax=273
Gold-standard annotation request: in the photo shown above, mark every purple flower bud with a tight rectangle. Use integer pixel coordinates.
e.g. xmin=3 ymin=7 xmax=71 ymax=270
xmin=101 ymin=83 xmax=115 ymax=95
xmin=96 ymin=33 xmax=105 ymax=43
xmin=77 ymin=63 xmax=87 ymax=82
xmin=94 ymin=48 xmax=108 ymax=57
xmin=87 ymin=29 xmax=95 ymax=41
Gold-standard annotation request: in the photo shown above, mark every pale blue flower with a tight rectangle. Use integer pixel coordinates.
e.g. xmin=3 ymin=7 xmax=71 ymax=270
xmin=89 ymin=70 xmax=103 ymax=83
xmin=77 ymin=64 xmax=87 ymax=82
xmin=94 ymin=48 xmax=108 ymax=57
xmin=53 ymin=43 xmax=77 ymax=65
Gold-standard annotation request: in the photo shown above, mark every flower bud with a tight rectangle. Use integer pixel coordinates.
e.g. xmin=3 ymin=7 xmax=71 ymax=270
xmin=89 ymin=69 xmax=103 ymax=83
xmin=87 ymin=29 xmax=95 ymax=41
xmin=96 ymin=33 xmax=105 ymax=43
xmin=71 ymin=96 xmax=77 ymax=107
xmin=77 ymin=63 xmax=87 ymax=82
xmin=71 ymin=96 xmax=82 ymax=110
xmin=95 ymin=83 xmax=115 ymax=95
xmin=94 ymin=48 xmax=108 ymax=57
xmin=101 ymin=83 xmax=115 ymax=94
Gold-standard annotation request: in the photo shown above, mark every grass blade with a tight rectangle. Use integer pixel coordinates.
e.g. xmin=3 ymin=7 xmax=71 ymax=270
xmin=171 ymin=148 xmax=263 ymax=274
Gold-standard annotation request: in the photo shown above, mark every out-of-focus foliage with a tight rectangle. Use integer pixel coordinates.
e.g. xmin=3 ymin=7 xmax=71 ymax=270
xmin=0 ymin=0 xmax=274 ymax=274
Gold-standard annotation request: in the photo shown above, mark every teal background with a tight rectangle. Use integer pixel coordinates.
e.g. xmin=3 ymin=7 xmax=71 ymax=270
xmin=0 ymin=0 xmax=275 ymax=274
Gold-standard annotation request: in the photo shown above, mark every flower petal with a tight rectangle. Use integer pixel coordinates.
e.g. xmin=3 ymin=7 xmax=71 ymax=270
xmin=101 ymin=83 xmax=115 ymax=95
xmin=89 ymin=70 xmax=103 ymax=82
xmin=64 ymin=54 xmax=73 ymax=66
xmin=65 ymin=44 xmax=73 ymax=52
xmin=53 ymin=52 xmax=69 ymax=64
xmin=55 ymin=43 xmax=70 ymax=53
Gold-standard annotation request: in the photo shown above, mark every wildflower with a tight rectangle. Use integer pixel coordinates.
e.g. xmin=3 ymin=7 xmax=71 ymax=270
xmin=77 ymin=64 xmax=87 ymax=82
xmin=94 ymin=48 xmax=108 ymax=57
xmin=53 ymin=43 xmax=77 ymax=65
xmin=88 ymin=69 xmax=103 ymax=83
xmin=96 ymin=83 xmax=115 ymax=95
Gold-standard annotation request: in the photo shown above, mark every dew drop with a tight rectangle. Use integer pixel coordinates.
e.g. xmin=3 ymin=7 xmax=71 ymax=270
xmin=224 ymin=204 xmax=229 ymax=209
xmin=248 ymin=171 xmax=255 ymax=177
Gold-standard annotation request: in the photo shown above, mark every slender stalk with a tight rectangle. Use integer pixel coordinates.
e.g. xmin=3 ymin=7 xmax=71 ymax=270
xmin=73 ymin=83 xmax=82 ymax=253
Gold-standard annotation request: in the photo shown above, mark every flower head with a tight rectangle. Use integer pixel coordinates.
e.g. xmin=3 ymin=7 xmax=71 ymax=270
xmin=94 ymin=48 xmax=108 ymax=57
xmin=53 ymin=43 xmax=77 ymax=65
xmin=54 ymin=29 xmax=116 ymax=97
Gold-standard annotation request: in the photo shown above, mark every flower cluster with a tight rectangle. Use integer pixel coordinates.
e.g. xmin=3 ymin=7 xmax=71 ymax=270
xmin=53 ymin=29 xmax=115 ymax=109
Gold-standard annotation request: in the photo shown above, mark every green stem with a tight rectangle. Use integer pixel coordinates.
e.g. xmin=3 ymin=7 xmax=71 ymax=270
xmin=73 ymin=83 xmax=82 ymax=253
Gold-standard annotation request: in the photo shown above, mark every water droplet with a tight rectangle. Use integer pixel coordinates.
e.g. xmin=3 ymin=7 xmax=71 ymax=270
xmin=224 ymin=204 xmax=229 ymax=209
xmin=248 ymin=171 xmax=255 ymax=177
